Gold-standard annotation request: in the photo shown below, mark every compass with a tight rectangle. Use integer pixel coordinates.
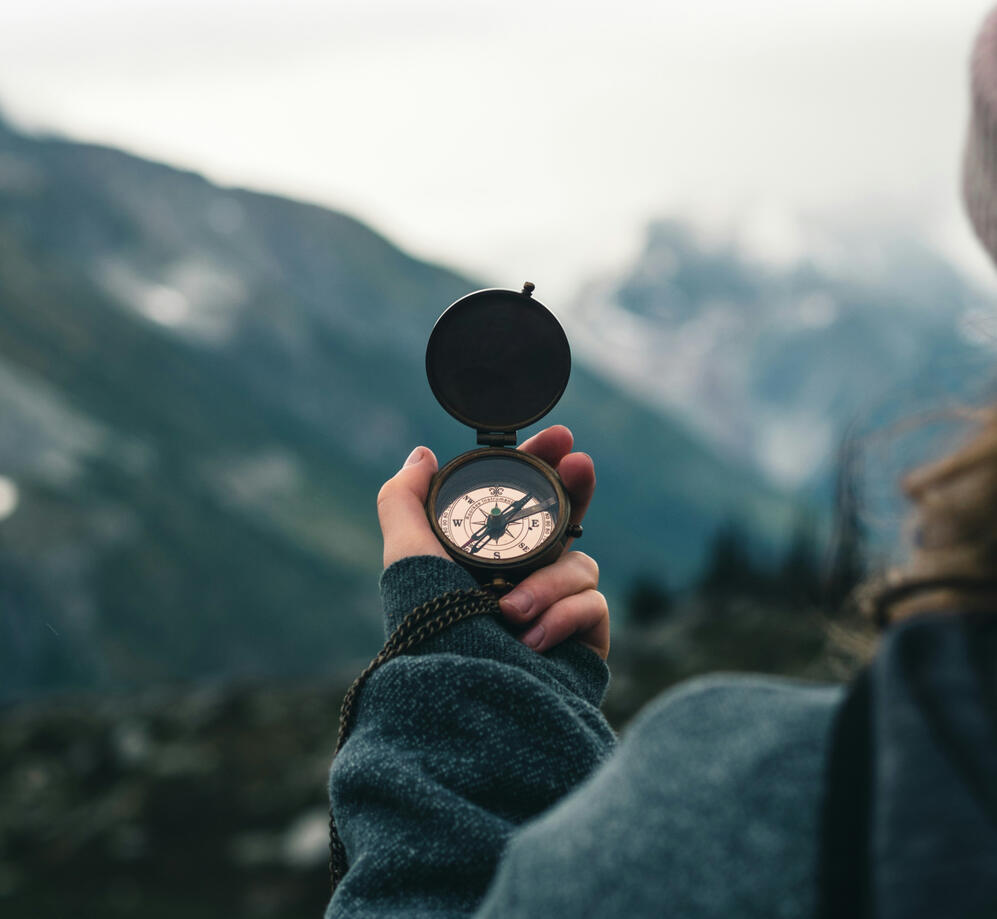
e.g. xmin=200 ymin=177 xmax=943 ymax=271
xmin=425 ymin=282 xmax=581 ymax=591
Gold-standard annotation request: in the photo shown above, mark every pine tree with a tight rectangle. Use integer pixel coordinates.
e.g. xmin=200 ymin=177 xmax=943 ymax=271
xmin=697 ymin=520 xmax=762 ymax=600
xmin=776 ymin=511 xmax=822 ymax=606
xmin=625 ymin=574 xmax=673 ymax=628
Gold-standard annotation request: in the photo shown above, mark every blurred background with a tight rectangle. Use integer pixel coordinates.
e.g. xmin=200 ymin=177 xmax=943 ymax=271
xmin=3 ymin=0 xmax=997 ymax=915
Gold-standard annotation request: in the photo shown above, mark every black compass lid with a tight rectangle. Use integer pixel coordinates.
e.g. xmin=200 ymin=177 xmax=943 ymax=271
xmin=426 ymin=283 xmax=571 ymax=437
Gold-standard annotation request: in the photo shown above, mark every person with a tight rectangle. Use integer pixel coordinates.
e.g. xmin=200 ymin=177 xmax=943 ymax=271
xmin=326 ymin=11 xmax=997 ymax=917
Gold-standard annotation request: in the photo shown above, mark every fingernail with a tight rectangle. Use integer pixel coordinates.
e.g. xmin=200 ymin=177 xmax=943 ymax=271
xmin=522 ymin=624 xmax=545 ymax=649
xmin=403 ymin=447 xmax=424 ymax=468
xmin=500 ymin=589 xmax=533 ymax=618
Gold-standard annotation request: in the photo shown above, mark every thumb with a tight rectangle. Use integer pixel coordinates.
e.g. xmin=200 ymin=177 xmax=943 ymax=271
xmin=377 ymin=446 xmax=450 ymax=567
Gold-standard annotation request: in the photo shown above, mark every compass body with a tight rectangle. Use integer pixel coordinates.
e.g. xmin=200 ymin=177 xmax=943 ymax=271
xmin=424 ymin=284 xmax=576 ymax=590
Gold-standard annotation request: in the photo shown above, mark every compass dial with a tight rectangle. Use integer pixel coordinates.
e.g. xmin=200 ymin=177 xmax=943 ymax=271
xmin=438 ymin=485 xmax=555 ymax=561
xmin=429 ymin=450 xmax=566 ymax=568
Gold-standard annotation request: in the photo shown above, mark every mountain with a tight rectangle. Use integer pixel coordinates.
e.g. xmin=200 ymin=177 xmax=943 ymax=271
xmin=0 ymin=115 xmax=796 ymax=696
xmin=570 ymin=217 xmax=997 ymax=492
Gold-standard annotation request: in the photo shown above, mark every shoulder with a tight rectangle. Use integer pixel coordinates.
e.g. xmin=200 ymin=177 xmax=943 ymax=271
xmin=485 ymin=674 xmax=844 ymax=917
xmin=617 ymin=674 xmax=843 ymax=913
xmin=631 ymin=671 xmax=843 ymax=755
xmin=618 ymin=670 xmax=842 ymax=790
xmin=621 ymin=673 xmax=843 ymax=817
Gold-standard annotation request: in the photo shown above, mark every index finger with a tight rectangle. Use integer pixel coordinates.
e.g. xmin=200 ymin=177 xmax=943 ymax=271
xmin=518 ymin=424 xmax=573 ymax=467
xmin=556 ymin=451 xmax=595 ymax=528
xmin=519 ymin=425 xmax=594 ymax=552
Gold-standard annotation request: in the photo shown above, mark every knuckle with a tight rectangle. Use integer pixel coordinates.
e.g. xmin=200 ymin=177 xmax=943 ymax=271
xmin=541 ymin=607 xmax=572 ymax=641
xmin=575 ymin=588 xmax=606 ymax=619
xmin=569 ymin=551 xmax=599 ymax=586
xmin=376 ymin=478 xmax=397 ymax=510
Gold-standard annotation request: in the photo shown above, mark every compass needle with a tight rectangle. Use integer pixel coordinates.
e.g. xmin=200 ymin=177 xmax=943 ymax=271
xmin=503 ymin=496 xmax=558 ymax=524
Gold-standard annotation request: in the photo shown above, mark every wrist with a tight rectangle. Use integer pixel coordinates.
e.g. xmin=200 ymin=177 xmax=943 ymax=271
xmin=379 ymin=555 xmax=478 ymax=634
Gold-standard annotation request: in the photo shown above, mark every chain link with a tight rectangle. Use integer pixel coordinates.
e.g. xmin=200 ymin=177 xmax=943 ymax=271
xmin=328 ymin=587 xmax=500 ymax=892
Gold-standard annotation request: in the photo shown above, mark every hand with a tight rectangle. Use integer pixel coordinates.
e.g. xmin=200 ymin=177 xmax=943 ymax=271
xmin=378 ymin=424 xmax=593 ymax=566
xmin=376 ymin=444 xmax=453 ymax=568
xmin=497 ymin=550 xmax=609 ymax=660
xmin=498 ymin=428 xmax=607 ymax=659
xmin=377 ymin=425 xmax=607 ymax=658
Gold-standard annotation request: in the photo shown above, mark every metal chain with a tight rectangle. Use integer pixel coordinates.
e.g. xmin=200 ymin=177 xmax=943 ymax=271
xmin=328 ymin=587 xmax=500 ymax=892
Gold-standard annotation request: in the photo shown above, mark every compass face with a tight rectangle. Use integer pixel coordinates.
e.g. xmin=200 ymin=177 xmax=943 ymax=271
xmin=431 ymin=452 xmax=564 ymax=564
xmin=439 ymin=485 xmax=555 ymax=560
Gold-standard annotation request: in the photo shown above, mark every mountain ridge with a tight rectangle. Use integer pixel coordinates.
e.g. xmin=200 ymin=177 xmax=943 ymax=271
xmin=571 ymin=217 xmax=997 ymax=492
xmin=0 ymin=118 xmax=798 ymax=697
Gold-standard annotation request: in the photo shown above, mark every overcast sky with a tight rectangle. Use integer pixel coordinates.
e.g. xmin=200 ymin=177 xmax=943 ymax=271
xmin=2 ymin=0 xmax=996 ymax=303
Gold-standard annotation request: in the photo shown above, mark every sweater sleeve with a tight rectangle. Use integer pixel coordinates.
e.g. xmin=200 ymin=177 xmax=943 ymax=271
xmin=326 ymin=555 xmax=618 ymax=919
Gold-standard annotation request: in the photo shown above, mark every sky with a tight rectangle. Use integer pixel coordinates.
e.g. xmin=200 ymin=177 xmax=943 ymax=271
xmin=1 ymin=0 xmax=996 ymax=304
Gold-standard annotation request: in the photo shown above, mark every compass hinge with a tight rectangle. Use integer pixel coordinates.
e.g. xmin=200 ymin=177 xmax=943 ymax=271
xmin=476 ymin=431 xmax=517 ymax=447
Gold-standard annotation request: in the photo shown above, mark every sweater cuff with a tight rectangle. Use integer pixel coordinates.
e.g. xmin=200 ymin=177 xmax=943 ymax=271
xmin=555 ymin=640 xmax=612 ymax=710
xmin=379 ymin=555 xmax=479 ymax=636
